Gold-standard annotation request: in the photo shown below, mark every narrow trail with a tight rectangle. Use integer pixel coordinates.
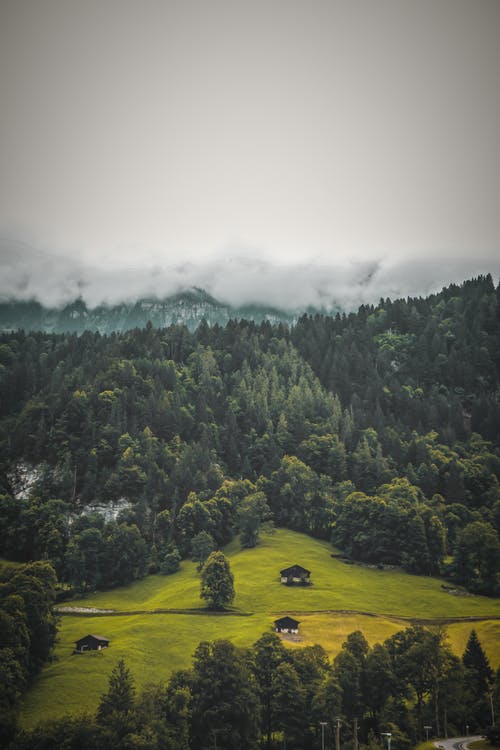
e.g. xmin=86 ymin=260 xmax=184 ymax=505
xmin=55 ymin=606 xmax=252 ymax=616
xmin=55 ymin=605 xmax=500 ymax=624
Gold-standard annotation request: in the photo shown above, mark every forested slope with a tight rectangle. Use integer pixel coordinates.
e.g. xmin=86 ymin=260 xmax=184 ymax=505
xmin=0 ymin=275 xmax=499 ymax=596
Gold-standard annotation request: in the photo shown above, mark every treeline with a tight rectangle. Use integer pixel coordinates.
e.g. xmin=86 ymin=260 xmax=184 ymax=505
xmin=0 ymin=562 xmax=57 ymax=744
xmin=0 ymin=275 xmax=499 ymax=594
xmin=8 ymin=627 xmax=500 ymax=750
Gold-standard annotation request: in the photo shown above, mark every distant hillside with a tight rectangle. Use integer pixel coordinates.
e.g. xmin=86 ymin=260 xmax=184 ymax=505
xmin=0 ymin=287 xmax=307 ymax=333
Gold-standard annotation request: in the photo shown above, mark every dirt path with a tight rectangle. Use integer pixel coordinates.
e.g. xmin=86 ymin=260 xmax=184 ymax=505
xmin=54 ymin=605 xmax=500 ymax=624
xmin=55 ymin=605 xmax=252 ymax=616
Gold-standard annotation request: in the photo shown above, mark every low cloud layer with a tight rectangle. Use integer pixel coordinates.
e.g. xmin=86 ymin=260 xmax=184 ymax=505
xmin=0 ymin=237 xmax=498 ymax=313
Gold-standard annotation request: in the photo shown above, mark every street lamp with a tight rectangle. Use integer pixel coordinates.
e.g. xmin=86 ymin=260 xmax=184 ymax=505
xmin=488 ymin=688 xmax=496 ymax=727
xmin=466 ymin=725 xmax=469 ymax=737
xmin=320 ymin=722 xmax=327 ymax=750
xmin=335 ymin=717 xmax=342 ymax=750
xmin=382 ymin=731 xmax=392 ymax=750
xmin=424 ymin=726 xmax=432 ymax=742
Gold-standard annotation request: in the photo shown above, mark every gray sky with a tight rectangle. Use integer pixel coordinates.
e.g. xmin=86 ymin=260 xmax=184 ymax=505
xmin=0 ymin=0 xmax=499 ymax=308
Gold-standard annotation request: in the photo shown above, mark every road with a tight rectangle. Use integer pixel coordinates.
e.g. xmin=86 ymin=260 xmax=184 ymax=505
xmin=434 ymin=736 xmax=483 ymax=750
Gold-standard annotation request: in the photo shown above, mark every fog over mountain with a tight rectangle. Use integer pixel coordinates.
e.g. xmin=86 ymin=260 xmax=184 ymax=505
xmin=1 ymin=237 xmax=498 ymax=314
xmin=2 ymin=2 xmax=499 ymax=314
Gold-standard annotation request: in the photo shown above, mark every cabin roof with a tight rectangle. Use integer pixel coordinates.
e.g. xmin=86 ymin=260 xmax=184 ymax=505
xmin=274 ymin=616 xmax=300 ymax=628
xmin=76 ymin=634 xmax=110 ymax=644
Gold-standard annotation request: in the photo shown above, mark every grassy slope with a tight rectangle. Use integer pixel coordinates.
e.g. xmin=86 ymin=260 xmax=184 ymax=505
xmin=66 ymin=529 xmax=500 ymax=618
xmin=19 ymin=529 xmax=500 ymax=728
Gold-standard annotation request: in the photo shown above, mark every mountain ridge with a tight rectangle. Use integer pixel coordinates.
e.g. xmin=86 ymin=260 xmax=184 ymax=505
xmin=0 ymin=287 xmax=314 ymax=334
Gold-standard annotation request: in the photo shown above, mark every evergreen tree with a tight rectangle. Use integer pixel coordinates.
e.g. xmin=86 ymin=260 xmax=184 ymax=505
xmin=97 ymin=658 xmax=136 ymax=722
xmin=462 ymin=630 xmax=494 ymax=695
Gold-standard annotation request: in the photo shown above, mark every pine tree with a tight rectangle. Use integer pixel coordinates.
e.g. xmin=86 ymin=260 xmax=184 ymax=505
xmin=462 ymin=630 xmax=494 ymax=695
xmin=97 ymin=659 xmax=135 ymax=722
xmin=462 ymin=629 xmax=496 ymax=730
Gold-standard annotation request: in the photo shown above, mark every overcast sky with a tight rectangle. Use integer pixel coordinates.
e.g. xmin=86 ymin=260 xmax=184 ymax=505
xmin=0 ymin=0 xmax=499 ymax=309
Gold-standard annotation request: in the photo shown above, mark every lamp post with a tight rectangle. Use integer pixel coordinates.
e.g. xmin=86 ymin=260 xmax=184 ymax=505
xmin=382 ymin=731 xmax=392 ymax=750
xmin=466 ymin=725 xmax=469 ymax=737
xmin=424 ymin=726 xmax=432 ymax=743
xmin=335 ymin=717 xmax=341 ymax=750
xmin=320 ymin=722 xmax=327 ymax=750
xmin=488 ymin=688 xmax=496 ymax=727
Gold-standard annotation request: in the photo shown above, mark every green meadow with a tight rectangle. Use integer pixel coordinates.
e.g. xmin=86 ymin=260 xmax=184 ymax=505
xmin=19 ymin=529 xmax=500 ymax=728
xmin=62 ymin=529 xmax=500 ymax=618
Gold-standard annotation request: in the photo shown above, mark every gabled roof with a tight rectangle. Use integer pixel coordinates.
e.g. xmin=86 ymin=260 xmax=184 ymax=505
xmin=76 ymin=634 xmax=110 ymax=644
xmin=280 ymin=564 xmax=311 ymax=576
xmin=274 ymin=616 xmax=300 ymax=628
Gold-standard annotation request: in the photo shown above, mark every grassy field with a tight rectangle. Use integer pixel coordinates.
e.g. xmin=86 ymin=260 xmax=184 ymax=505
xmin=20 ymin=611 xmax=272 ymax=726
xmin=66 ymin=529 xmax=500 ymax=619
xmin=19 ymin=528 xmax=500 ymax=728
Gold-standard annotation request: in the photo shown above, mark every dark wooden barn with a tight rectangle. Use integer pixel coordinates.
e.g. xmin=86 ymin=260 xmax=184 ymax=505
xmin=75 ymin=634 xmax=110 ymax=652
xmin=274 ymin=616 xmax=300 ymax=633
xmin=279 ymin=564 xmax=311 ymax=584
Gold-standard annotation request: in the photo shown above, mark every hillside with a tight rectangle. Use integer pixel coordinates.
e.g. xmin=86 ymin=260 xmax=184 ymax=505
xmin=1 ymin=274 xmax=500 ymax=742
xmin=1 ymin=276 xmax=499 ymax=592
xmin=19 ymin=529 xmax=500 ymax=727
xmin=56 ymin=529 xmax=500 ymax=619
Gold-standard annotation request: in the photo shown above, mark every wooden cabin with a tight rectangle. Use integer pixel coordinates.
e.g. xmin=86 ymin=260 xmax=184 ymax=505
xmin=274 ymin=616 xmax=300 ymax=634
xmin=75 ymin=634 xmax=110 ymax=652
xmin=280 ymin=564 xmax=311 ymax=585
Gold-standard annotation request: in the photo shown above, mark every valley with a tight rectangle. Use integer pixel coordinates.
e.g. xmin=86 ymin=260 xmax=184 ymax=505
xmin=19 ymin=529 xmax=500 ymax=728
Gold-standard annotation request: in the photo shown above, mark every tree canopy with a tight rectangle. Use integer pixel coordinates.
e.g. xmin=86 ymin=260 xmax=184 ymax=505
xmin=200 ymin=551 xmax=235 ymax=610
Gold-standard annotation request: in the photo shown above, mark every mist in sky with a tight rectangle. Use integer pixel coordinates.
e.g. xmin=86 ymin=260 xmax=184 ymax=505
xmin=0 ymin=0 xmax=499 ymax=306
xmin=1 ymin=236 xmax=498 ymax=312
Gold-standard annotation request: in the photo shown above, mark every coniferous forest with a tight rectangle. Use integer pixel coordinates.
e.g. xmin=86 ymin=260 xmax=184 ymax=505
xmin=1 ymin=275 xmax=500 ymax=748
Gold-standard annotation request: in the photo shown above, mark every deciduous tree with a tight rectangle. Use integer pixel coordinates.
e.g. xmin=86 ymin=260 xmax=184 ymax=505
xmin=200 ymin=551 xmax=234 ymax=610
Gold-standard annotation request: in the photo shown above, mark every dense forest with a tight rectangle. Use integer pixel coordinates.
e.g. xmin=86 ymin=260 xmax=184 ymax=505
xmin=8 ymin=627 xmax=500 ymax=750
xmin=0 ymin=561 xmax=57 ymax=743
xmin=1 ymin=275 xmax=499 ymax=590
xmin=1 ymin=275 xmax=500 ymax=745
